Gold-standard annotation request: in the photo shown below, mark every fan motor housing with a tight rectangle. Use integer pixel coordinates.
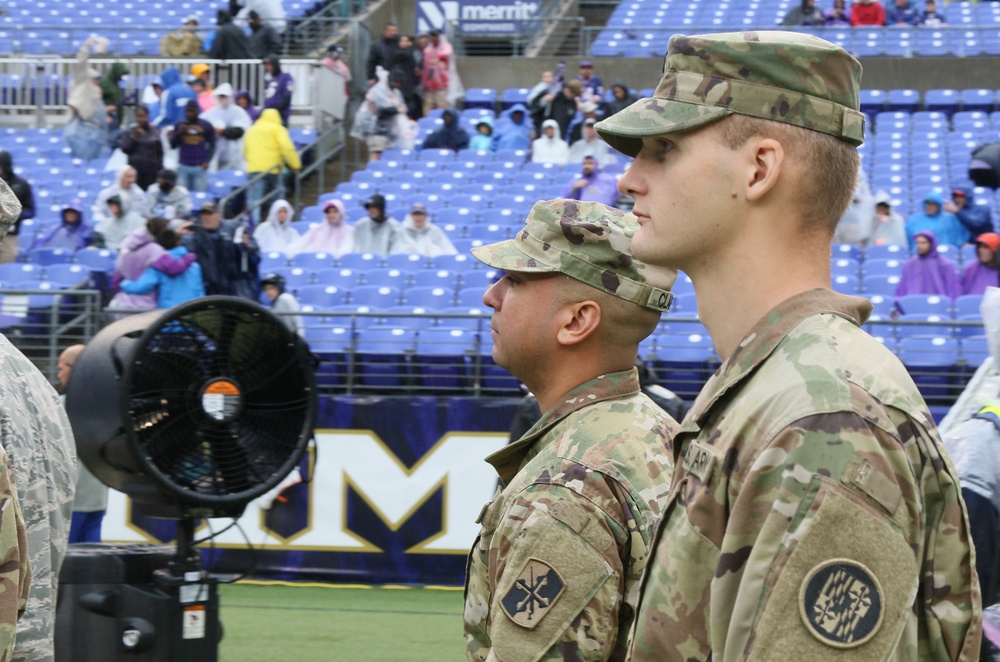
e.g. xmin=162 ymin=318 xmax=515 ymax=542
xmin=65 ymin=297 xmax=317 ymax=517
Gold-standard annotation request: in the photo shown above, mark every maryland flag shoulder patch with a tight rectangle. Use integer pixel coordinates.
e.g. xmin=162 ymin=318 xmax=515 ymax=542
xmin=799 ymin=559 xmax=884 ymax=648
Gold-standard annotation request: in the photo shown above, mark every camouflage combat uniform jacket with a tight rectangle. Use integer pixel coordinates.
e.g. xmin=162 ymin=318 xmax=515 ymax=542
xmin=628 ymin=289 xmax=980 ymax=661
xmin=0 ymin=337 xmax=76 ymax=662
xmin=465 ymin=368 xmax=677 ymax=662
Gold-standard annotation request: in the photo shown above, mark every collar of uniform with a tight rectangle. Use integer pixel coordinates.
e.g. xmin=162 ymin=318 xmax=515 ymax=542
xmin=679 ymin=288 xmax=873 ymax=434
xmin=486 ymin=367 xmax=642 ymax=484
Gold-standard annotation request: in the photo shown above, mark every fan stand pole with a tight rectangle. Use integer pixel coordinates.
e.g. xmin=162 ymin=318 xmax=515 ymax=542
xmin=172 ymin=518 xmax=199 ymax=569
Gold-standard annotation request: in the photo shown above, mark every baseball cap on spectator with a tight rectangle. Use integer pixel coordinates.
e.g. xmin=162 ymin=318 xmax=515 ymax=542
xmin=580 ymin=102 xmax=599 ymax=114
xmin=584 ymin=118 xmax=598 ymax=127
xmin=579 ymin=60 xmax=593 ymax=68
xmin=157 ymin=169 xmax=178 ymax=184
xmin=472 ymin=198 xmax=677 ymax=312
xmin=411 ymin=203 xmax=427 ymax=214
xmin=184 ymin=15 xmax=199 ymax=25
xmin=151 ymin=76 xmax=163 ymax=88
xmin=595 ymin=31 xmax=865 ymax=157
xmin=364 ymin=194 xmax=386 ymax=212
xmin=190 ymin=63 xmax=210 ymax=78
xmin=199 ymin=201 xmax=219 ymax=214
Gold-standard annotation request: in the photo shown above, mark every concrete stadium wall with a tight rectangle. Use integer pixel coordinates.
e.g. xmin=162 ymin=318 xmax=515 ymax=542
xmin=453 ymin=56 xmax=1000 ymax=94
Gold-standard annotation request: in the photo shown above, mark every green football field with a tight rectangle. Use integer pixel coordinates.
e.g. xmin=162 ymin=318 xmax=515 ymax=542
xmin=218 ymin=583 xmax=466 ymax=661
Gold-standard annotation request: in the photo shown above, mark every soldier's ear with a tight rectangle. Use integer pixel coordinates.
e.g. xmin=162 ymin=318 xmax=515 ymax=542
xmin=555 ymin=300 xmax=601 ymax=347
xmin=743 ymin=136 xmax=784 ymax=204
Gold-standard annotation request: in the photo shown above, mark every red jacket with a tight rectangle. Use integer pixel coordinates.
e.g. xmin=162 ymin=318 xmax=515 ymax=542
xmin=851 ymin=1 xmax=886 ymax=25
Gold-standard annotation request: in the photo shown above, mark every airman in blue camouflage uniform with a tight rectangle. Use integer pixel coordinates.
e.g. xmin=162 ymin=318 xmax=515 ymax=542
xmin=0 ymin=177 xmax=37 ymax=659
xmin=463 ymin=199 xmax=679 ymax=661
xmin=597 ymin=31 xmax=980 ymax=660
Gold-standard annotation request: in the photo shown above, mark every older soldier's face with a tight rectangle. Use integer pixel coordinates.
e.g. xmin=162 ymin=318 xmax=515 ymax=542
xmin=482 ymin=272 xmax=563 ymax=380
xmin=618 ymin=125 xmax=740 ymax=271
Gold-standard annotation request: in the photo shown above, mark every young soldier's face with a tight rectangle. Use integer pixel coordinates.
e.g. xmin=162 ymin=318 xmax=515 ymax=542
xmin=618 ymin=125 xmax=740 ymax=271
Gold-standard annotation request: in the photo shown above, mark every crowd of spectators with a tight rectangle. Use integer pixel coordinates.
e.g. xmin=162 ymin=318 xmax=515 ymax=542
xmin=781 ymin=0 xmax=949 ymax=26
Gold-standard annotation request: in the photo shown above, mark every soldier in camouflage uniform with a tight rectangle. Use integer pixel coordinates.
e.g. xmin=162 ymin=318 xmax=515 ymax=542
xmin=0 ymin=178 xmax=37 ymax=658
xmin=0 ymin=178 xmax=77 ymax=662
xmin=464 ymin=199 xmax=679 ymax=661
xmin=596 ymin=32 xmax=981 ymax=660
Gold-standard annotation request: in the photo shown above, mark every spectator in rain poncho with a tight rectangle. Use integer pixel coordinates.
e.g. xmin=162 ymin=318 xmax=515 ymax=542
xmin=468 ymin=117 xmax=495 ymax=151
xmin=602 ymin=81 xmax=638 ymax=118
xmin=531 ymin=119 xmax=570 ymax=165
xmin=894 ymin=230 xmax=961 ymax=302
xmin=295 ymin=199 xmax=355 ymax=256
xmin=392 ymin=203 xmax=457 ymax=257
xmin=869 ymin=190 xmax=907 ymax=246
xmin=961 ymin=232 xmax=1000 ymax=296
xmin=905 ymin=189 xmax=968 ymax=251
xmin=94 ymin=166 xmax=150 ymax=226
xmin=494 ymin=104 xmax=532 ymax=152
xmin=200 ymin=83 xmax=253 ymax=171
xmin=153 ymin=66 xmax=197 ymax=129
xmin=567 ymin=118 xmax=615 ymax=167
xmin=833 ymin=166 xmax=874 ymax=245
xmin=65 ymin=37 xmax=108 ymax=160
xmin=253 ymin=199 xmax=300 ymax=256
xmin=321 ymin=44 xmax=352 ymax=98
xmin=423 ymin=108 xmax=469 ymax=151
xmin=31 ymin=201 xmax=95 ymax=252
xmin=351 ymin=66 xmax=407 ymax=161
xmin=145 ymin=169 xmax=192 ymax=220
xmin=94 ymin=195 xmax=146 ymax=251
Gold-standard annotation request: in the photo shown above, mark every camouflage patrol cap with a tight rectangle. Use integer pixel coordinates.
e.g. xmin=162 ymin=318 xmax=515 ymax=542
xmin=595 ymin=31 xmax=865 ymax=157
xmin=471 ymin=199 xmax=677 ymax=312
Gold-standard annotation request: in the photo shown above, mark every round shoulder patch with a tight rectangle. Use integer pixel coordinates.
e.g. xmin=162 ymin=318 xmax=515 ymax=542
xmin=798 ymin=559 xmax=883 ymax=648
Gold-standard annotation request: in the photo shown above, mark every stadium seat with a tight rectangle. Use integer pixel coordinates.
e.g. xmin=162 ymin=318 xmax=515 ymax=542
xmin=350 ymin=285 xmax=402 ymax=308
xmin=296 ymin=285 xmax=346 ymax=309
xmin=864 ymin=244 xmax=908 ymax=261
xmin=831 ymin=274 xmax=859 ymax=295
xmin=954 ymin=294 xmax=984 ymax=318
xmin=0 ymin=263 xmax=41 ymax=282
xmin=337 ymin=252 xmax=381 ymax=270
xmin=887 ymin=89 xmax=920 ymax=113
xmin=436 ymin=306 xmax=489 ymax=332
xmin=384 ymin=253 xmax=428 ymax=271
xmin=73 ymin=249 xmax=115 ymax=271
xmin=863 ymin=258 xmax=904 ymax=277
xmin=401 ymin=286 xmax=454 ymax=309
xmin=304 ymin=325 xmax=353 ymax=388
xmin=831 ymin=258 xmax=860 ymax=277
xmin=861 ymin=274 xmax=902 ymax=296
xmin=411 ymin=269 xmax=460 ymax=289
xmin=960 ymin=335 xmax=990 ymax=369
xmin=459 ymin=270 xmax=501 ymax=291
xmin=43 ymin=263 xmax=88 ymax=287
xmin=896 ymin=294 xmax=952 ymax=317
xmin=28 ymin=246 xmax=72 ymax=265
xmin=289 ymin=252 xmax=335 ymax=271
xmin=414 ymin=327 xmax=476 ymax=391
xmin=463 ymin=88 xmax=498 ymax=110
xmin=353 ymin=326 xmax=413 ymax=391
xmin=362 ymin=268 xmax=410 ymax=289
xmin=652 ymin=332 xmax=716 ymax=401
xmin=897 ymin=335 xmax=960 ymax=404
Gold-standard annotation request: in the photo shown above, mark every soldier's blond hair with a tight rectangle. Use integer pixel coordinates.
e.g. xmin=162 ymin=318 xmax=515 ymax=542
xmin=716 ymin=115 xmax=860 ymax=235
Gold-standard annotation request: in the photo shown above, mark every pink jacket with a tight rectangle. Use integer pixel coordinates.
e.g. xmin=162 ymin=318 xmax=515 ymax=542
xmin=422 ymin=41 xmax=452 ymax=92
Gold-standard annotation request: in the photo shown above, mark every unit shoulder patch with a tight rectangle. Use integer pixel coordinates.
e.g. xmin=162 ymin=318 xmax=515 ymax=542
xmin=799 ymin=559 xmax=883 ymax=648
xmin=500 ymin=557 xmax=567 ymax=630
